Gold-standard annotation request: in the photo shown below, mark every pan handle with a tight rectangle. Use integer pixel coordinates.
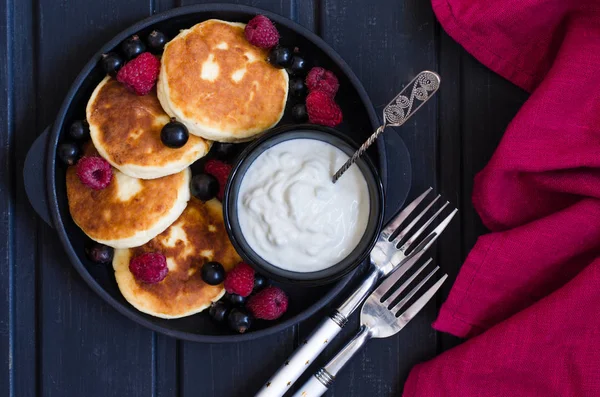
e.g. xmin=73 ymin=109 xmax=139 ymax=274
xmin=24 ymin=126 xmax=53 ymax=227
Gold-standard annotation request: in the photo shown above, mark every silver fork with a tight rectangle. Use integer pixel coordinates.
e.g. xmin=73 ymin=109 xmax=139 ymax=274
xmin=255 ymin=189 xmax=457 ymax=397
xmin=292 ymin=257 xmax=447 ymax=397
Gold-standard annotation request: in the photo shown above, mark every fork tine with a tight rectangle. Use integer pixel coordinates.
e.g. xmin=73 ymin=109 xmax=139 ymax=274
xmin=382 ymin=258 xmax=433 ymax=305
xmin=409 ymin=208 xmax=458 ymax=255
xmin=381 ymin=188 xmax=432 ymax=240
xmin=390 ymin=266 xmax=439 ymax=313
xmin=378 ymin=246 xmax=428 ymax=293
xmin=391 ymin=195 xmax=441 ymax=244
xmin=398 ymin=201 xmax=449 ymax=251
xmin=396 ymin=274 xmax=448 ymax=327
xmin=381 ymin=207 xmax=457 ymax=276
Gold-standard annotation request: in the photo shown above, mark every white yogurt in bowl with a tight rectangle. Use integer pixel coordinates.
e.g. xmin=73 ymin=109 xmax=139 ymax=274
xmin=237 ymin=139 xmax=370 ymax=272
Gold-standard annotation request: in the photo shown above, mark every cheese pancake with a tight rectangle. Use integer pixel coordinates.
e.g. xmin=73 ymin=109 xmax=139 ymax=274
xmin=66 ymin=144 xmax=190 ymax=248
xmin=87 ymin=76 xmax=211 ymax=179
xmin=113 ymin=198 xmax=241 ymax=318
xmin=157 ymin=19 xmax=288 ymax=142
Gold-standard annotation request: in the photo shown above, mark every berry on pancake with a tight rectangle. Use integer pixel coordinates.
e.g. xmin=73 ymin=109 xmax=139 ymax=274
xmin=76 ymin=156 xmax=113 ymax=190
xmin=201 ymin=261 xmax=226 ymax=285
xmin=245 ymin=15 xmax=279 ymax=48
xmin=117 ymin=52 xmax=160 ymax=96
xmin=129 ymin=252 xmax=168 ymax=284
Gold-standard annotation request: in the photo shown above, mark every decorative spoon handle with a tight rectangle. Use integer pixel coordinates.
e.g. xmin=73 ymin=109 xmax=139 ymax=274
xmin=332 ymin=70 xmax=440 ymax=183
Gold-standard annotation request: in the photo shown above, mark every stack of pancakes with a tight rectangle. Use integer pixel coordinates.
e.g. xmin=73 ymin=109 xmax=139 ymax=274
xmin=66 ymin=19 xmax=287 ymax=318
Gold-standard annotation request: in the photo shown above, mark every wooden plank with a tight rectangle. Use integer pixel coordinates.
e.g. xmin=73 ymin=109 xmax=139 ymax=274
xmin=155 ymin=0 xmax=179 ymax=13
xmin=306 ymin=0 xmax=440 ymax=395
xmin=436 ymin=25 xmax=528 ymax=353
xmin=180 ymin=332 xmax=299 ymax=397
xmin=174 ymin=2 xmax=298 ymax=396
xmin=294 ymin=0 xmax=316 ymax=31
xmin=148 ymin=6 xmax=181 ymax=396
xmin=0 ymin=0 xmax=15 ymax=394
xmin=34 ymin=1 xmax=170 ymax=396
xmin=435 ymin=28 xmax=464 ymax=352
xmin=459 ymin=51 xmax=528 ymax=256
xmin=2 ymin=0 xmax=40 ymax=395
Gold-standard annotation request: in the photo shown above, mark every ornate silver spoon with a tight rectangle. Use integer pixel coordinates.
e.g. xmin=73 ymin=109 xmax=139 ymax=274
xmin=332 ymin=70 xmax=441 ymax=183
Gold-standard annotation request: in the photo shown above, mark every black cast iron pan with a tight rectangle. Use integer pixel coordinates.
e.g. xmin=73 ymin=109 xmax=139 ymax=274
xmin=23 ymin=4 xmax=411 ymax=342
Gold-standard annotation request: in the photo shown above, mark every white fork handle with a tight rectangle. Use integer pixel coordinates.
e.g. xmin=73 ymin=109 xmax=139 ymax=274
xmin=255 ymin=317 xmax=343 ymax=397
xmin=255 ymin=268 xmax=381 ymax=397
xmin=292 ymin=326 xmax=372 ymax=397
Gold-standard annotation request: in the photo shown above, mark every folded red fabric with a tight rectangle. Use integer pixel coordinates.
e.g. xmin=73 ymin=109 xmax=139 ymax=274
xmin=404 ymin=0 xmax=600 ymax=395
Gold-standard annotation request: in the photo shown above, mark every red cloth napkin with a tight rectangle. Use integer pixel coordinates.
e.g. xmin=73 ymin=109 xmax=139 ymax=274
xmin=403 ymin=0 xmax=600 ymax=396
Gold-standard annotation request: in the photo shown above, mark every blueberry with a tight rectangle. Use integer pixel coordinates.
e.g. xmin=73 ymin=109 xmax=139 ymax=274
xmin=101 ymin=52 xmax=123 ymax=77
xmin=85 ymin=241 xmax=114 ymax=264
xmin=212 ymin=142 xmax=236 ymax=161
xmin=225 ymin=292 xmax=246 ymax=306
xmin=228 ymin=308 xmax=253 ymax=333
xmin=201 ymin=261 xmax=225 ymax=285
xmin=291 ymin=104 xmax=308 ymax=123
xmin=147 ymin=30 xmax=167 ymax=53
xmin=69 ymin=120 xmax=90 ymax=141
xmin=190 ymin=173 xmax=218 ymax=201
xmin=161 ymin=118 xmax=189 ymax=148
xmin=253 ymin=274 xmax=268 ymax=292
xmin=268 ymin=47 xmax=292 ymax=69
xmin=209 ymin=300 xmax=231 ymax=322
xmin=121 ymin=35 xmax=146 ymax=60
xmin=288 ymin=55 xmax=306 ymax=75
xmin=58 ymin=142 xmax=81 ymax=166
xmin=289 ymin=78 xmax=307 ymax=97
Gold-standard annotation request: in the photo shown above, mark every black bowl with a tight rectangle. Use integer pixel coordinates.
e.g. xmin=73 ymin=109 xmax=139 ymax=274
xmin=224 ymin=125 xmax=384 ymax=285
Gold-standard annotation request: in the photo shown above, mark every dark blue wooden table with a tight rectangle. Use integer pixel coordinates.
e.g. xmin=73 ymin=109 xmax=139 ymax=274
xmin=0 ymin=0 xmax=528 ymax=396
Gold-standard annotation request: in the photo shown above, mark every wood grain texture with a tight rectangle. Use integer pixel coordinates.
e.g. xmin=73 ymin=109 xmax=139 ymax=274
xmin=0 ymin=0 xmax=530 ymax=396
xmin=2 ymin=0 xmax=42 ymax=396
xmin=0 ymin=0 xmax=14 ymax=394
xmin=33 ymin=1 xmax=163 ymax=397
xmin=435 ymin=29 xmax=464 ymax=352
xmin=314 ymin=1 xmax=440 ymax=395
xmin=174 ymin=3 xmax=297 ymax=396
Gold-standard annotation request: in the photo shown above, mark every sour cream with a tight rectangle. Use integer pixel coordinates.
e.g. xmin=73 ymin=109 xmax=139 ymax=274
xmin=237 ymin=139 xmax=370 ymax=272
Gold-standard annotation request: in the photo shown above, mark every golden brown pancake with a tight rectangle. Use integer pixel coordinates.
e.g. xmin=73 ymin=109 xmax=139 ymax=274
xmin=66 ymin=144 xmax=190 ymax=248
xmin=112 ymin=198 xmax=242 ymax=318
xmin=157 ymin=19 xmax=288 ymax=142
xmin=87 ymin=76 xmax=211 ymax=179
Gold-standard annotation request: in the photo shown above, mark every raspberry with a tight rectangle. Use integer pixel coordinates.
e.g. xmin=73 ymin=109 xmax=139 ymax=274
xmin=204 ymin=159 xmax=232 ymax=201
xmin=305 ymin=67 xmax=339 ymax=97
xmin=245 ymin=15 xmax=279 ymax=48
xmin=306 ymin=90 xmax=343 ymax=127
xmin=116 ymin=52 xmax=160 ymax=95
xmin=129 ymin=252 xmax=168 ymax=284
xmin=247 ymin=286 xmax=288 ymax=320
xmin=76 ymin=156 xmax=113 ymax=190
xmin=224 ymin=262 xmax=255 ymax=297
